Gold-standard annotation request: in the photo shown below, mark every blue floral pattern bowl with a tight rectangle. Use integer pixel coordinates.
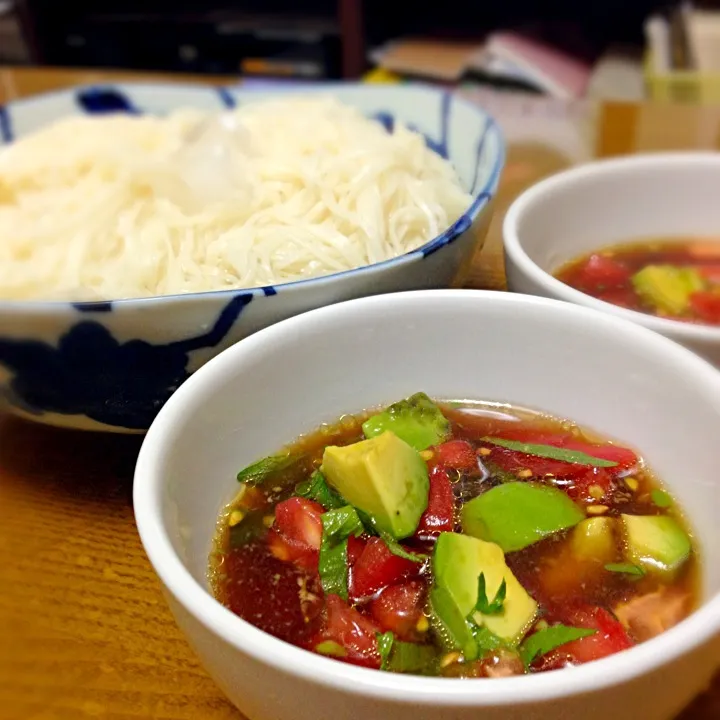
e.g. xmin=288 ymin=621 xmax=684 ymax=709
xmin=0 ymin=83 xmax=504 ymax=432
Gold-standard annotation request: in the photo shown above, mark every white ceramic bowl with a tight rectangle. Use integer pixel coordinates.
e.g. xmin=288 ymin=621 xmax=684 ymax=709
xmin=503 ymin=152 xmax=720 ymax=367
xmin=0 ymin=82 xmax=503 ymax=432
xmin=134 ymin=289 xmax=720 ymax=720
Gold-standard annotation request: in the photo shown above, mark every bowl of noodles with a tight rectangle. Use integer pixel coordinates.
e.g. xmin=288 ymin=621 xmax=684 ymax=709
xmin=0 ymin=82 xmax=504 ymax=432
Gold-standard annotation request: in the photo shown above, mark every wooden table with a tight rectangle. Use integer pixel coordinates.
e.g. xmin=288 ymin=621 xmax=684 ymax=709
xmin=0 ymin=66 xmax=718 ymax=720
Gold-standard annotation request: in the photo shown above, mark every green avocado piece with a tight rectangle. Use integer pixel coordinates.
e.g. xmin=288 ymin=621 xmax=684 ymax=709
xmin=461 ymin=482 xmax=585 ymax=553
xmin=429 ymin=585 xmax=479 ymax=660
xmin=321 ymin=431 xmax=429 ymax=539
xmin=362 ymin=392 xmax=451 ymax=452
xmin=631 ymin=265 xmax=703 ymax=315
xmin=621 ymin=514 xmax=691 ymax=577
xmin=432 ymin=532 xmax=537 ymax=646
xmin=571 ymin=517 xmax=616 ymax=562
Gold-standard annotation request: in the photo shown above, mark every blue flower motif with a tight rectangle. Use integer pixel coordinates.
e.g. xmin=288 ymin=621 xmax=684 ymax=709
xmin=76 ymin=88 xmax=140 ymax=115
xmin=0 ymin=293 xmax=253 ymax=430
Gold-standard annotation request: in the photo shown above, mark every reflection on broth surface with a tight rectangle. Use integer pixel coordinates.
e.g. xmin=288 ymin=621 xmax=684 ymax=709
xmin=210 ymin=395 xmax=698 ymax=678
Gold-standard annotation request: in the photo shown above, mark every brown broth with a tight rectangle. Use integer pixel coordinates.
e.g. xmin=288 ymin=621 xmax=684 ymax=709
xmin=210 ymin=400 xmax=699 ymax=678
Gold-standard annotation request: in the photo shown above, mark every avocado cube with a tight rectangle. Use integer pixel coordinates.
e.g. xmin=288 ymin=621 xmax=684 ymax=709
xmin=572 ymin=517 xmax=616 ymax=562
xmin=461 ymin=482 xmax=585 ymax=553
xmin=321 ymin=431 xmax=429 ymax=539
xmin=621 ymin=514 xmax=691 ymax=577
xmin=432 ymin=532 xmax=537 ymax=646
xmin=631 ymin=265 xmax=703 ymax=315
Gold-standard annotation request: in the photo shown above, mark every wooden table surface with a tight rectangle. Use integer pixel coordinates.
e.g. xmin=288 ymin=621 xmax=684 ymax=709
xmin=0 ymin=66 xmax=719 ymax=720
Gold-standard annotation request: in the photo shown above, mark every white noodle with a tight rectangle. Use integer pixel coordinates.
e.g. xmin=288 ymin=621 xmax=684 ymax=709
xmin=0 ymin=95 xmax=471 ymax=300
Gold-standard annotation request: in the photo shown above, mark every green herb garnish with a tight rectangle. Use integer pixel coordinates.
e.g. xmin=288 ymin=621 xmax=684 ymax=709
xmin=470 ymin=625 xmax=506 ymax=654
xmin=315 ymin=640 xmax=347 ymax=657
xmin=237 ymin=453 xmax=299 ymax=485
xmin=375 ymin=631 xmax=436 ymax=674
xmin=604 ymin=562 xmax=646 ymax=577
xmin=519 ymin=624 xmax=597 ymax=667
xmin=473 ymin=573 xmax=506 ymax=615
xmin=379 ymin=530 xmax=428 ymax=564
xmin=377 ymin=631 xmax=395 ymax=670
xmin=481 ymin=437 xmax=618 ymax=468
xmin=386 ymin=641 xmax=436 ymax=674
xmin=651 ymin=489 xmax=673 ymax=508
xmin=318 ymin=506 xmax=365 ymax=600
xmin=429 ymin=586 xmax=478 ymax=661
xmin=295 ymin=470 xmax=346 ymax=510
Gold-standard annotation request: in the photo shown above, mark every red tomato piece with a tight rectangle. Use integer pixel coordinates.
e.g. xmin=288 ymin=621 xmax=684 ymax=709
xmin=690 ymin=291 xmax=720 ymax=324
xmin=596 ymin=287 xmax=640 ymax=310
xmin=349 ymin=537 xmax=418 ymax=601
xmin=488 ymin=446 xmax=589 ymax=479
xmin=416 ymin=466 xmax=455 ymax=536
xmin=565 ymin=467 xmax=614 ymax=502
xmin=484 ymin=429 xmax=637 ymax=480
xmin=555 ymin=606 xmax=633 ymax=665
xmin=433 ymin=440 xmax=478 ymax=472
xmin=693 ymin=263 xmax=720 ymax=282
xmin=370 ymin=581 xmax=426 ymax=641
xmin=573 ymin=254 xmax=631 ymax=290
xmin=347 ymin=534 xmax=367 ymax=566
xmin=317 ymin=595 xmax=382 ymax=669
xmin=268 ymin=497 xmax=325 ymax=571
xmin=562 ymin=440 xmax=637 ymax=469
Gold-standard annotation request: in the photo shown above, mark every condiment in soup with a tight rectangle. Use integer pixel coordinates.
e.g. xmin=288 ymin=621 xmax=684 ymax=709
xmin=210 ymin=393 xmax=698 ymax=677
xmin=555 ymin=239 xmax=720 ymax=324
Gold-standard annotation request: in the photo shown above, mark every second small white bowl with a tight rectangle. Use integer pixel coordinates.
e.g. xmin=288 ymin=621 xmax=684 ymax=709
xmin=503 ymin=152 xmax=720 ymax=367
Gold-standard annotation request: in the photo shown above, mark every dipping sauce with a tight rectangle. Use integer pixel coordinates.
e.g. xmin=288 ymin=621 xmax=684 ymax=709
xmin=210 ymin=394 xmax=698 ymax=677
xmin=556 ymin=238 xmax=720 ymax=324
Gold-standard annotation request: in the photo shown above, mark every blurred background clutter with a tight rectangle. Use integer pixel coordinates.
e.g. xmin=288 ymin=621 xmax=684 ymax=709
xmin=0 ymin=1 xmax=717 ymax=101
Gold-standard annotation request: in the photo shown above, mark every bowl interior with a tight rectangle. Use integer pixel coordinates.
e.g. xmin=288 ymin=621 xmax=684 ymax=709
xmin=509 ymin=155 xmax=720 ymax=274
xmin=144 ymin=291 xmax=720 ymax=603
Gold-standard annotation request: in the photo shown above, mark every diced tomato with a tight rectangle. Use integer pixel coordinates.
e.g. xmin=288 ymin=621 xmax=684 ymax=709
xmin=347 ymin=534 xmax=366 ymax=566
xmin=562 ymin=441 xmax=637 ymax=469
xmin=415 ymin=466 xmax=455 ymax=536
xmin=596 ymin=287 xmax=640 ymax=310
xmin=490 ymin=428 xmax=573 ymax=445
xmin=565 ymin=466 xmax=614 ymax=502
xmin=433 ymin=440 xmax=478 ymax=472
xmin=693 ymin=264 xmax=720 ymax=283
xmin=690 ymin=291 xmax=720 ymax=324
xmin=488 ymin=446 xmax=589 ymax=479
xmin=495 ymin=429 xmax=637 ymax=468
xmin=349 ymin=537 xmax=418 ymax=601
xmin=551 ymin=606 xmax=634 ymax=665
xmin=484 ymin=429 xmax=637 ymax=482
xmin=268 ymin=497 xmax=325 ymax=571
xmin=369 ymin=581 xmax=426 ymax=641
xmin=315 ymin=595 xmax=381 ymax=669
xmin=573 ymin=254 xmax=631 ymax=290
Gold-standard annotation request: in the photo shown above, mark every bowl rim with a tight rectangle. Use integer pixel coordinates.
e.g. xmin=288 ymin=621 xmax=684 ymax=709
xmin=134 ymin=288 xmax=720 ymax=707
xmin=503 ymin=151 xmax=720 ymax=342
xmin=0 ymin=82 xmax=504 ymax=311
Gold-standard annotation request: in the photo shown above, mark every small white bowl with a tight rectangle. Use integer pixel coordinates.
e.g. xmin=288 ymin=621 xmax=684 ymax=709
xmin=134 ymin=289 xmax=720 ymax=720
xmin=0 ymin=82 xmax=503 ymax=432
xmin=503 ymin=152 xmax=720 ymax=367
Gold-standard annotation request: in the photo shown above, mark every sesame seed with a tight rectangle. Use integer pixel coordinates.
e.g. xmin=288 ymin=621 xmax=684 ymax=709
xmin=587 ymin=505 xmax=609 ymax=516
